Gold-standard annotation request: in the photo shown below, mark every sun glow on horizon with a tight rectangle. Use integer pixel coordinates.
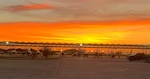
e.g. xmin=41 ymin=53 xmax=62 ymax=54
xmin=0 ymin=20 xmax=150 ymax=44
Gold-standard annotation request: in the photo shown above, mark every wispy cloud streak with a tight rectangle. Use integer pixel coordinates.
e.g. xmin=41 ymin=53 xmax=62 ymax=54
xmin=0 ymin=0 xmax=150 ymax=22
xmin=3 ymin=4 xmax=55 ymax=12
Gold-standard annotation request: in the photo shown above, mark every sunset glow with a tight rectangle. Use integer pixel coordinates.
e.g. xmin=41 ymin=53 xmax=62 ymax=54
xmin=0 ymin=0 xmax=150 ymax=44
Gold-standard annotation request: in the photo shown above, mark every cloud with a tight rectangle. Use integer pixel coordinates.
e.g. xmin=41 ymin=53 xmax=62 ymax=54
xmin=3 ymin=4 xmax=55 ymax=12
xmin=0 ymin=0 xmax=150 ymax=22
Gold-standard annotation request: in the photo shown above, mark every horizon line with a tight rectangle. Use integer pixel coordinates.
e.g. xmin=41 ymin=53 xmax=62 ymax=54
xmin=1 ymin=41 xmax=150 ymax=46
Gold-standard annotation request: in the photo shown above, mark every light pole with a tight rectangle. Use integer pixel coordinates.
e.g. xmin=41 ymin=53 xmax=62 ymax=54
xmin=60 ymin=49 xmax=63 ymax=55
xmin=78 ymin=43 xmax=83 ymax=56
xmin=78 ymin=43 xmax=83 ymax=51
xmin=80 ymin=43 xmax=83 ymax=47
xmin=6 ymin=41 xmax=9 ymax=45
xmin=5 ymin=41 xmax=9 ymax=50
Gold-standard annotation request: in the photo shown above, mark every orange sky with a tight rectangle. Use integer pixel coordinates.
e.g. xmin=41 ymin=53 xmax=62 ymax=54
xmin=0 ymin=20 xmax=150 ymax=44
xmin=0 ymin=0 xmax=150 ymax=44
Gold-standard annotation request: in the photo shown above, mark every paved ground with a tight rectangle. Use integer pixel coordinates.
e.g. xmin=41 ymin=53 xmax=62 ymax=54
xmin=0 ymin=57 xmax=150 ymax=79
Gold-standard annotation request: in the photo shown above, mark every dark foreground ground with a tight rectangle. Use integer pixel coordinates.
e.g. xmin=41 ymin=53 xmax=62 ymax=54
xmin=0 ymin=57 xmax=150 ymax=79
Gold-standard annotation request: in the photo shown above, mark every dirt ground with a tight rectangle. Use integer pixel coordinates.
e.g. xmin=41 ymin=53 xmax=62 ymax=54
xmin=0 ymin=57 xmax=150 ymax=79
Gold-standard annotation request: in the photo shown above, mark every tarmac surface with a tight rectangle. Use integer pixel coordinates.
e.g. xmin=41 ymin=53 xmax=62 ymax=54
xmin=0 ymin=57 xmax=150 ymax=79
